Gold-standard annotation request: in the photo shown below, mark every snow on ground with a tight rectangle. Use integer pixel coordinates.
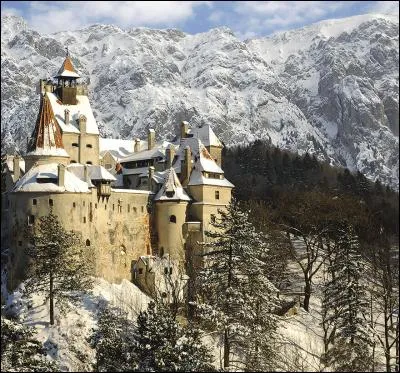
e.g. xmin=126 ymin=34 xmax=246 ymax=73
xmin=3 ymin=277 xmax=150 ymax=372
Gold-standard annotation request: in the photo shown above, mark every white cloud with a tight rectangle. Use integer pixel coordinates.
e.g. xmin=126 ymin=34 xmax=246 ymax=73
xmin=19 ymin=1 xmax=210 ymax=34
xmin=367 ymin=1 xmax=399 ymax=15
xmin=232 ymin=1 xmax=360 ymax=36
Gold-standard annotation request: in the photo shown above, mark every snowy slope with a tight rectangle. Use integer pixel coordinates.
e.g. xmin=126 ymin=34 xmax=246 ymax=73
xmin=1 ymin=13 xmax=398 ymax=188
xmin=4 ymin=277 xmax=150 ymax=372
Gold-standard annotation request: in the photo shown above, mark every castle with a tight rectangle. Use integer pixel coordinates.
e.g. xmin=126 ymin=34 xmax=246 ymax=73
xmin=1 ymin=52 xmax=234 ymax=292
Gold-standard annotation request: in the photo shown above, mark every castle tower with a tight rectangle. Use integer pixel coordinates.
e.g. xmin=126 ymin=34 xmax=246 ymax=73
xmin=54 ymin=48 xmax=80 ymax=105
xmin=25 ymin=93 xmax=70 ymax=171
xmin=154 ymin=168 xmax=190 ymax=261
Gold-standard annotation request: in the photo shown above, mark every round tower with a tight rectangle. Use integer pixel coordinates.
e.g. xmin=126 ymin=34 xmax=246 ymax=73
xmin=154 ymin=168 xmax=190 ymax=262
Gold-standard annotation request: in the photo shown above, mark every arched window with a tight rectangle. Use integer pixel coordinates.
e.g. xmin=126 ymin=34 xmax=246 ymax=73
xmin=86 ymin=239 xmax=90 ymax=246
xmin=169 ymin=215 xmax=176 ymax=223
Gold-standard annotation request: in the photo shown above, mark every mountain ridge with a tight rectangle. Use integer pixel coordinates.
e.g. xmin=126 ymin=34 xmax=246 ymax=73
xmin=1 ymin=13 xmax=398 ymax=188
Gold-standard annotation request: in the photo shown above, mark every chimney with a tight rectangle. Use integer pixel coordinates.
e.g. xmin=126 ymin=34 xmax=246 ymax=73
xmin=148 ymin=166 xmax=155 ymax=191
xmin=134 ymin=138 xmax=141 ymax=152
xmin=148 ymin=129 xmax=155 ymax=150
xmin=79 ymin=115 xmax=87 ymax=134
xmin=181 ymin=121 xmax=189 ymax=139
xmin=58 ymin=164 xmax=65 ymax=187
xmin=13 ymin=156 xmax=20 ymax=181
xmin=64 ymin=109 xmax=70 ymax=125
xmin=181 ymin=146 xmax=191 ymax=187
xmin=166 ymin=144 xmax=175 ymax=169
xmin=84 ymin=164 xmax=90 ymax=184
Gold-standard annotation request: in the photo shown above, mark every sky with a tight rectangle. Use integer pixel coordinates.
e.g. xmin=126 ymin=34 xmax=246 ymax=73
xmin=1 ymin=1 xmax=399 ymax=39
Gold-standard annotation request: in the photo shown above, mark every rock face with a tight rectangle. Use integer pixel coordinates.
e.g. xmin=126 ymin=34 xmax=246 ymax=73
xmin=1 ymin=13 xmax=399 ymax=188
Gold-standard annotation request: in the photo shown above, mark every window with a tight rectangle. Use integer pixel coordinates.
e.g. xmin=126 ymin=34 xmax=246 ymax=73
xmin=83 ymin=217 xmax=86 ymax=223
xmin=105 ymin=163 xmax=112 ymax=169
xmin=72 ymin=143 xmax=79 ymax=147
xmin=133 ymin=207 xmax=137 ymax=213
xmin=141 ymin=206 xmax=144 ymax=213
xmin=95 ymin=203 xmax=97 ymax=208
xmin=164 ymin=267 xmax=169 ymax=275
xmin=170 ymin=215 xmax=176 ymax=223
xmin=113 ymin=204 xmax=115 ymax=211
xmin=160 ymin=247 xmax=164 ymax=257
xmin=70 ymin=160 xmax=77 ymax=164
xmin=215 ymin=191 xmax=220 ymax=200
xmin=86 ymin=239 xmax=90 ymax=246
xmin=128 ymin=205 xmax=130 ymax=213
xmin=18 ymin=241 xmax=22 ymax=246
xmin=118 ymin=205 xmax=122 ymax=213
xmin=105 ymin=204 xmax=107 ymax=210
xmin=170 ymin=267 xmax=173 ymax=275
xmin=86 ymin=161 xmax=92 ymax=165
xmin=33 ymin=199 xmax=37 ymax=205
xmin=28 ymin=215 xmax=35 ymax=226
xmin=86 ymin=144 xmax=93 ymax=148
xmin=49 ymin=199 xmax=54 ymax=206
xmin=83 ymin=201 xmax=85 ymax=207
xmin=73 ymin=202 xmax=76 ymax=208
xmin=138 ymin=268 xmax=143 ymax=275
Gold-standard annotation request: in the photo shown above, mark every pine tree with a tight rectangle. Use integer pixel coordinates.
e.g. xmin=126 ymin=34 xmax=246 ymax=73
xmin=322 ymin=223 xmax=373 ymax=371
xmin=196 ymin=199 xmax=279 ymax=370
xmin=133 ymin=301 xmax=213 ymax=372
xmin=24 ymin=211 xmax=94 ymax=325
xmin=1 ymin=316 xmax=58 ymax=371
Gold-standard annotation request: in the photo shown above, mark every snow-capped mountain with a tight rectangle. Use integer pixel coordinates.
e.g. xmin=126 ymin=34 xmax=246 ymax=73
xmin=1 ymin=13 xmax=398 ymax=188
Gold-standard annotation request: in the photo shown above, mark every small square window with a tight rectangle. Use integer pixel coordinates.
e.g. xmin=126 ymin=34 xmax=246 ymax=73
xmin=138 ymin=268 xmax=143 ymax=275
xmin=18 ymin=241 xmax=22 ymax=246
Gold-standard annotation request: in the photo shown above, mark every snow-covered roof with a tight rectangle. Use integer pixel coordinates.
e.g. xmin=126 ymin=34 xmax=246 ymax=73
xmin=99 ymin=138 xmax=140 ymax=160
xmin=119 ymin=141 xmax=176 ymax=163
xmin=188 ymin=168 xmax=234 ymax=187
xmin=67 ymin=163 xmax=116 ymax=182
xmin=154 ymin=168 xmax=191 ymax=202
xmin=189 ymin=124 xmax=223 ymax=147
xmin=122 ymin=166 xmax=149 ymax=176
xmin=26 ymin=93 xmax=69 ymax=158
xmin=12 ymin=163 xmax=90 ymax=193
xmin=173 ymin=137 xmax=223 ymax=175
xmin=47 ymin=92 xmax=99 ymax=135
xmin=55 ymin=55 xmax=80 ymax=79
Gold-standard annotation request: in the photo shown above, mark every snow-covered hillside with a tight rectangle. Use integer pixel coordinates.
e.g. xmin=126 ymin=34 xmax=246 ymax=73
xmin=1 ymin=13 xmax=398 ymax=188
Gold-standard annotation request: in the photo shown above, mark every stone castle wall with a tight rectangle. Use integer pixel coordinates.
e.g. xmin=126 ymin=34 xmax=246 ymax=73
xmin=5 ymin=188 xmax=153 ymax=289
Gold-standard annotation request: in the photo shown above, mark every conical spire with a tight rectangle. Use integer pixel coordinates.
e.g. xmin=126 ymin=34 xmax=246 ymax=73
xmin=154 ymin=168 xmax=190 ymax=201
xmin=27 ymin=93 xmax=68 ymax=156
xmin=55 ymin=48 xmax=80 ymax=79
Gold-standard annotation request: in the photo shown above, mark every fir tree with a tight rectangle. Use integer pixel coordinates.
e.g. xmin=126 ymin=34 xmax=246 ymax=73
xmin=1 ymin=316 xmax=58 ymax=372
xmin=322 ymin=223 xmax=373 ymax=371
xmin=133 ymin=301 xmax=213 ymax=372
xmin=196 ymin=199 xmax=279 ymax=370
xmin=24 ymin=211 xmax=94 ymax=325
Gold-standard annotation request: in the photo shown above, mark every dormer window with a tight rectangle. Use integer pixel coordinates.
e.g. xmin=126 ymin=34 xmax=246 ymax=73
xmin=166 ymin=191 xmax=174 ymax=198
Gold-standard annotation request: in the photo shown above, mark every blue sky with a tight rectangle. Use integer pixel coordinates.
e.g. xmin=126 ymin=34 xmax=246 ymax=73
xmin=1 ymin=1 xmax=399 ymax=39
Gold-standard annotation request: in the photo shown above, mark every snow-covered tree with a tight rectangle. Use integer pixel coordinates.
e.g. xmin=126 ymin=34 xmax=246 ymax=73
xmin=195 ymin=198 xmax=279 ymax=371
xmin=133 ymin=301 xmax=213 ymax=372
xmin=24 ymin=211 xmax=94 ymax=325
xmin=91 ymin=305 xmax=136 ymax=372
xmin=1 ymin=316 xmax=57 ymax=371
xmin=321 ymin=223 xmax=373 ymax=371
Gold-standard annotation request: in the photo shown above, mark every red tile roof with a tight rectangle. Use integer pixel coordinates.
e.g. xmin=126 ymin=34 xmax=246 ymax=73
xmin=28 ymin=93 xmax=65 ymax=151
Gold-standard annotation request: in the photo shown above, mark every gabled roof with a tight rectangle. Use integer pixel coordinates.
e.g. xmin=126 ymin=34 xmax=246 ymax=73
xmin=27 ymin=93 xmax=69 ymax=158
xmin=154 ymin=168 xmax=190 ymax=202
xmin=47 ymin=92 xmax=99 ymax=135
xmin=55 ymin=55 xmax=80 ymax=79
xmin=67 ymin=164 xmax=116 ymax=182
xmin=119 ymin=141 xmax=175 ymax=163
xmin=189 ymin=124 xmax=223 ymax=147
xmin=12 ymin=163 xmax=90 ymax=193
